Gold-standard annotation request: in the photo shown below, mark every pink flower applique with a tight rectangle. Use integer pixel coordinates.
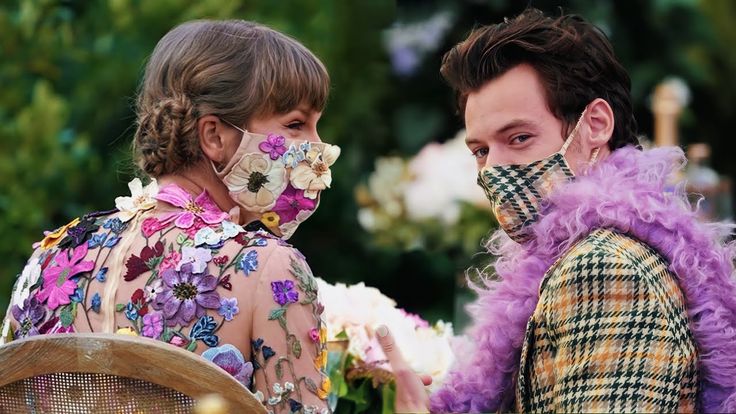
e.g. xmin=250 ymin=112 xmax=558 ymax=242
xmin=141 ymin=217 xmax=169 ymax=238
xmin=155 ymin=184 xmax=228 ymax=229
xmin=36 ymin=244 xmax=95 ymax=310
xmin=272 ymin=184 xmax=316 ymax=223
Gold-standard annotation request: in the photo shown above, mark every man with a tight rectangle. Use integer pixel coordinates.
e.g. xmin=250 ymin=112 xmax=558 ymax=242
xmin=379 ymin=8 xmax=736 ymax=413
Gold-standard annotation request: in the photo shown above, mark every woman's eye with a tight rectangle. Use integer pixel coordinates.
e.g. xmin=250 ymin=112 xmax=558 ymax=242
xmin=511 ymin=134 xmax=531 ymax=144
xmin=472 ymin=147 xmax=489 ymax=159
xmin=286 ymin=121 xmax=305 ymax=130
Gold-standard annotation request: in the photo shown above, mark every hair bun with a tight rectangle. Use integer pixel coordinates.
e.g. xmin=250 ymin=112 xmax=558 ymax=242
xmin=133 ymin=93 xmax=201 ymax=177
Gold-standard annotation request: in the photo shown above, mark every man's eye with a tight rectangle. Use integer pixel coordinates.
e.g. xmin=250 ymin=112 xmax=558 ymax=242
xmin=511 ymin=134 xmax=531 ymax=144
xmin=286 ymin=122 xmax=304 ymax=130
xmin=472 ymin=148 xmax=489 ymax=159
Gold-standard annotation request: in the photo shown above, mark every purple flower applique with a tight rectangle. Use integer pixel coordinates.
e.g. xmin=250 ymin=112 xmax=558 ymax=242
xmin=202 ymin=344 xmax=254 ymax=388
xmin=176 ymin=246 xmax=212 ymax=274
xmin=271 ymin=280 xmax=299 ymax=306
xmin=258 ymin=134 xmax=288 ymax=161
xmin=152 ymin=263 xmax=220 ymax=327
xmin=142 ymin=311 xmax=164 ymax=339
xmin=218 ymin=297 xmax=239 ymax=321
xmin=11 ymin=297 xmax=46 ymax=338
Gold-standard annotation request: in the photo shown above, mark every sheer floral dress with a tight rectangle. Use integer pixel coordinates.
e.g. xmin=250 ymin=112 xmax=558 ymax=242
xmin=1 ymin=179 xmax=331 ymax=414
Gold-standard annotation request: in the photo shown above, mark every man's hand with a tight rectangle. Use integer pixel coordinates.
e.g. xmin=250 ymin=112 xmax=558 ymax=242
xmin=375 ymin=325 xmax=432 ymax=413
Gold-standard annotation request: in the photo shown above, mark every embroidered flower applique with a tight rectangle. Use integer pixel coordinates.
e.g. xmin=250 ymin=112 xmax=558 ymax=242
xmin=259 ymin=134 xmax=288 ymax=161
xmin=155 ymin=184 xmax=228 ymax=229
xmin=36 ymin=244 xmax=94 ymax=310
xmin=115 ymin=178 xmax=159 ymax=223
xmin=153 ymin=263 xmax=220 ymax=327
xmin=222 ymin=154 xmax=287 ymax=212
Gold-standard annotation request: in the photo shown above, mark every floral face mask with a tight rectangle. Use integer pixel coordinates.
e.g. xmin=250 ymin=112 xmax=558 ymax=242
xmin=214 ymin=122 xmax=341 ymax=239
xmin=477 ymin=109 xmax=598 ymax=243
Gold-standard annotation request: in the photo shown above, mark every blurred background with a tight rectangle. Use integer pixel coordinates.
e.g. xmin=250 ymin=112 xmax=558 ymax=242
xmin=2 ymin=0 xmax=735 ymax=330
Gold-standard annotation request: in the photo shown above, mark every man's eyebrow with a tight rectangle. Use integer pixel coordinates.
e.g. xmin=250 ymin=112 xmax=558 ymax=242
xmin=495 ymin=119 xmax=537 ymax=134
xmin=466 ymin=118 xmax=538 ymax=144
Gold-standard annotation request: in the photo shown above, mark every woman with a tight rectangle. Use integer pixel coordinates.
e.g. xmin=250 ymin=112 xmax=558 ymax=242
xmin=1 ymin=20 xmax=337 ymax=414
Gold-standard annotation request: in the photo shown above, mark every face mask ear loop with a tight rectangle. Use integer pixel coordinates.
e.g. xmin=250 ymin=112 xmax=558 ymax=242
xmin=214 ymin=118 xmax=249 ymax=177
xmin=559 ymin=108 xmax=587 ymax=156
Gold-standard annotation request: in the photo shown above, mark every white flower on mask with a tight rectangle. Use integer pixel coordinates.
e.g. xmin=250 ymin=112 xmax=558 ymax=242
xmin=115 ymin=178 xmax=159 ymax=222
xmin=224 ymin=154 xmax=287 ymax=213
xmin=290 ymin=144 xmax=341 ymax=199
xmin=282 ymin=144 xmax=305 ymax=169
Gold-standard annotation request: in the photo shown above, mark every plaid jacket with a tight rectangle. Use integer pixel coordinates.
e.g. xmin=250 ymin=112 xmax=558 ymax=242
xmin=516 ymin=228 xmax=699 ymax=413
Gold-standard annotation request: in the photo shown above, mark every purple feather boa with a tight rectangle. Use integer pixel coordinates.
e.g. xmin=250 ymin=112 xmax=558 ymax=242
xmin=430 ymin=146 xmax=736 ymax=413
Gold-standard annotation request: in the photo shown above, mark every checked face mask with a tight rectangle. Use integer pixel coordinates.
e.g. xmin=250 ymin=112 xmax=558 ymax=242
xmin=477 ymin=110 xmax=598 ymax=243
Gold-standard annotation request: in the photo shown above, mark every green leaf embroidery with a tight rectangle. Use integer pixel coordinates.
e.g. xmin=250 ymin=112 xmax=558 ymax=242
xmin=175 ymin=233 xmax=188 ymax=245
xmin=268 ymin=308 xmax=286 ymax=320
xmin=115 ymin=303 xmax=125 ymax=312
xmin=275 ymin=358 xmax=284 ymax=380
xmin=277 ymin=317 xmax=287 ymax=330
xmin=186 ymin=340 xmax=197 ymax=352
xmin=234 ymin=253 xmax=244 ymax=271
xmin=304 ymin=377 xmax=318 ymax=394
xmin=288 ymin=334 xmax=302 ymax=358
xmin=60 ymin=305 xmax=75 ymax=327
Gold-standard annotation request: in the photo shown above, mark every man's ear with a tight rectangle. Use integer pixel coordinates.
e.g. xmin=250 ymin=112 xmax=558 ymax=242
xmin=584 ymin=98 xmax=615 ymax=150
xmin=199 ymin=115 xmax=230 ymax=165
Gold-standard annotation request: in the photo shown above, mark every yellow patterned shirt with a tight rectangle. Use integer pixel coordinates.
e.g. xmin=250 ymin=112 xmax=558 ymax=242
xmin=516 ymin=229 xmax=699 ymax=413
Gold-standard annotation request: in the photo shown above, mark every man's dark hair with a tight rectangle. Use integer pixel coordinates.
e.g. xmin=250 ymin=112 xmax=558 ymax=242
xmin=441 ymin=8 xmax=639 ymax=150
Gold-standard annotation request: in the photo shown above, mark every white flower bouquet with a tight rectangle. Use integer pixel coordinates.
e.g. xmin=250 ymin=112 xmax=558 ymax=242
xmin=316 ymin=278 xmax=455 ymax=413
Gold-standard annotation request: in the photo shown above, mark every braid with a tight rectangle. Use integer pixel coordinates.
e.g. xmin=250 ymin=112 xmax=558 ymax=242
xmin=133 ymin=93 xmax=201 ymax=177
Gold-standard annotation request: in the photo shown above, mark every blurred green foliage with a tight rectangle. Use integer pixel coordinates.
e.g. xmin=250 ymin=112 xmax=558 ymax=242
xmin=2 ymin=0 xmax=736 ymax=329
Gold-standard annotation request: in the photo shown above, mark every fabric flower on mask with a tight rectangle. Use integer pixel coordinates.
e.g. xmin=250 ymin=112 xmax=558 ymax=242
xmin=290 ymin=144 xmax=341 ymax=199
xmin=156 ymin=184 xmax=228 ymax=229
xmin=194 ymin=221 xmax=244 ymax=247
xmin=282 ymin=144 xmax=306 ymax=169
xmin=259 ymin=134 xmax=288 ymax=161
xmin=278 ymin=209 xmax=314 ymax=240
xmin=36 ymin=244 xmax=95 ymax=310
xmin=272 ymin=185 xmax=316 ymax=224
xmin=261 ymin=212 xmax=280 ymax=229
xmin=153 ymin=263 xmax=220 ymax=327
xmin=115 ymin=178 xmax=159 ymax=223
xmin=223 ymin=154 xmax=287 ymax=213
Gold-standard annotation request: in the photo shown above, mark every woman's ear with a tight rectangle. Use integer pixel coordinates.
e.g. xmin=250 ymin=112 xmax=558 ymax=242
xmin=584 ymin=98 xmax=615 ymax=150
xmin=198 ymin=115 xmax=239 ymax=165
